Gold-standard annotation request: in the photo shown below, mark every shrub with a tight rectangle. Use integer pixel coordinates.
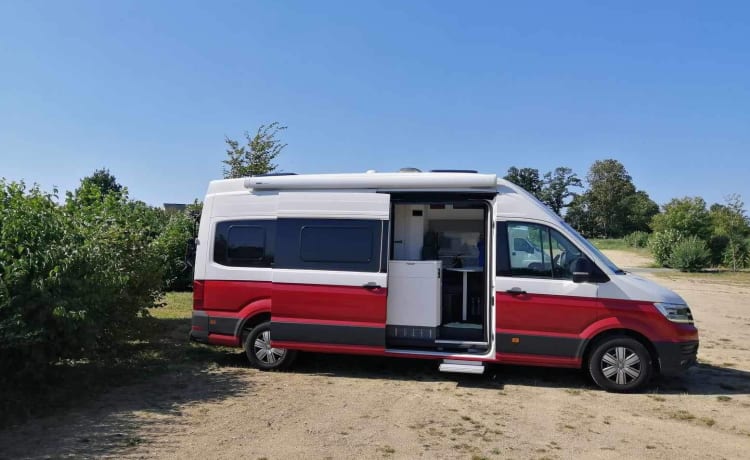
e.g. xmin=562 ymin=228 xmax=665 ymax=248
xmin=0 ymin=180 xmax=165 ymax=382
xmin=668 ymin=236 xmax=710 ymax=272
xmin=624 ymin=231 xmax=650 ymax=248
xmin=708 ymin=234 xmax=729 ymax=266
xmin=153 ymin=210 xmax=196 ymax=291
xmin=648 ymin=229 xmax=683 ymax=267
xmin=723 ymin=239 xmax=750 ymax=271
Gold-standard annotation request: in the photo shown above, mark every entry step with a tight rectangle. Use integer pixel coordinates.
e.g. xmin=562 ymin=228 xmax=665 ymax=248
xmin=438 ymin=359 xmax=485 ymax=375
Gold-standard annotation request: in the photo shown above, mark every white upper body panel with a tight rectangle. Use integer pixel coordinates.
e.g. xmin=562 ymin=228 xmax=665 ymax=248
xmin=197 ymin=171 xmax=687 ymax=306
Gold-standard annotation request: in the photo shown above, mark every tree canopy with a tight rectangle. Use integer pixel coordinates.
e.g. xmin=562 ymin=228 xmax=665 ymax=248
xmin=222 ymin=122 xmax=287 ymax=178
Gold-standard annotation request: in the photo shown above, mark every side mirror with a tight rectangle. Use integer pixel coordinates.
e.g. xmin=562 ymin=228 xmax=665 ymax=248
xmin=572 ymin=257 xmax=590 ymax=283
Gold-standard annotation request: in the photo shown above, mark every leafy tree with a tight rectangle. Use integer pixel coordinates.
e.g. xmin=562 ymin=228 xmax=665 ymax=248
xmin=540 ymin=167 xmax=583 ymax=214
xmin=621 ymin=190 xmax=659 ymax=234
xmin=222 ymin=122 xmax=287 ymax=179
xmin=585 ymin=159 xmax=637 ymax=238
xmin=503 ymin=167 xmax=544 ymax=200
xmin=651 ymin=196 xmax=712 ymax=240
xmin=565 ymin=194 xmax=595 ymax=236
xmin=72 ymin=168 xmax=124 ymax=206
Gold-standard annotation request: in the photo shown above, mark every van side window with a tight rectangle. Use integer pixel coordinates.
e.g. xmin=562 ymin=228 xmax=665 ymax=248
xmin=300 ymin=226 xmax=373 ymax=263
xmin=505 ymin=222 xmax=553 ymax=278
xmin=549 ymin=229 xmax=585 ymax=280
xmin=214 ymin=220 xmax=276 ymax=267
xmin=495 ymin=221 xmax=511 ymax=276
xmin=275 ymin=218 xmax=383 ymax=272
xmin=500 ymin=222 xmax=595 ymax=280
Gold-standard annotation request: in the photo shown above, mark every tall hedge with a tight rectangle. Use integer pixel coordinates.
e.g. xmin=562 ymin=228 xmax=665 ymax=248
xmin=0 ymin=180 xmax=168 ymax=380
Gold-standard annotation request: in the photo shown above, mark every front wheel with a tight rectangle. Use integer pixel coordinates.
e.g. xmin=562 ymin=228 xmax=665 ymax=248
xmin=588 ymin=337 xmax=653 ymax=392
xmin=244 ymin=321 xmax=297 ymax=370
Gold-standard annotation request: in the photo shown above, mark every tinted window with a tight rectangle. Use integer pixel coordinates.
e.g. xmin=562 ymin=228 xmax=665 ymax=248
xmin=214 ymin=220 xmax=275 ymax=267
xmin=300 ymin=226 xmax=373 ymax=263
xmin=550 ymin=229 xmax=584 ymax=279
xmin=228 ymin=226 xmax=265 ymax=260
xmin=276 ymin=219 xmax=383 ymax=272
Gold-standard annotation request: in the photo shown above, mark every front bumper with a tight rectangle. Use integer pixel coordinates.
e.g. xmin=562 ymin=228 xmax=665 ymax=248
xmin=654 ymin=340 xmax=699 ymax=376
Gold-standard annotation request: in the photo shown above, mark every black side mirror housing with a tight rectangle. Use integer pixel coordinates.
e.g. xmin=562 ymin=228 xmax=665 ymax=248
xmin=572 ymin=257 xmax=591 ymax=283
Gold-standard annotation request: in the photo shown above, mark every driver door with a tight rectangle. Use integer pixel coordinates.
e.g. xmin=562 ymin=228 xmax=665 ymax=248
xmin=495 ymin=221 xmax=599 ymax=360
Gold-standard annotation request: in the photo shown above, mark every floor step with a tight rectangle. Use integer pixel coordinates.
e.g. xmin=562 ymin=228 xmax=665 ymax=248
xmin=438 ymin=359 xmax=485 ymax=375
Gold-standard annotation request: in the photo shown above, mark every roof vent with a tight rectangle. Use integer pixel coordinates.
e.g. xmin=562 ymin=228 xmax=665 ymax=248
xmin=430 ymin=169 xmax=478 ymax=174
xmin=399 ymin=167 xmax=422 ymax=173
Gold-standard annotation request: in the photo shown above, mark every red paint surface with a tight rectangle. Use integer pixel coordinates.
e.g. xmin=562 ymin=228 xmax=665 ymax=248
xmin=201 ymin=280 xmax=273 ymax=312
xmin=496 ymin=291 xmax=698 ymax=343
xmin=208 ymin=333 xmax=240 ymax=347
xmin=191 ymin=280 xmax=698 ymax=369
xmin=272 ymin=283 xmax=387 ymax=324
xmin=496 ymin=292 xmax=601 ymax=335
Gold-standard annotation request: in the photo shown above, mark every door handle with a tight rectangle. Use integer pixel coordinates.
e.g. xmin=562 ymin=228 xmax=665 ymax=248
xmin=505 ymin=287 xmax=527 ymax=295
xmin=362 ymin=282 xmax=382 ymax=290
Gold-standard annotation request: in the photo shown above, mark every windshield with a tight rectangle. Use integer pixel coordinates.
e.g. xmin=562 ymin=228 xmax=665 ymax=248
xmin=559 ymin=220 xmax=625 ymax=274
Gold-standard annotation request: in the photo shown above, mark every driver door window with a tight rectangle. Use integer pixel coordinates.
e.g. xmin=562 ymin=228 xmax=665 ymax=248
xmin=505 ymin=222 xmax=590 ymax=280
xmin=507 ymin=223 xmax=552 ymax=278
xmin=550 ymin=229 xmax=583 ymax=280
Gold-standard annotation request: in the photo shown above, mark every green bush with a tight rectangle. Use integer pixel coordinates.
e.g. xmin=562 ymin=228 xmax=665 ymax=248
xmin=648 ymin=229 xmax=683 ymax=267
xmin=624 ymin=231 xmax=650 ymax=248
xmin=708 ymin=234 xmax=729 ymax=266
xmin=668 ymin=236 xmax=710 ymax=272
xmin=153 ymin=210 xmax=196 ymax=291
xmin=0 ymin=180 xmax=166 ymax=382
xmin=723 ymin=239 xmax=750 ymax=271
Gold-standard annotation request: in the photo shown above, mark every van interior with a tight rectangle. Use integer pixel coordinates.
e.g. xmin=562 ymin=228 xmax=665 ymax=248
xmin=386 ymin=197 xmax=490 ymax=353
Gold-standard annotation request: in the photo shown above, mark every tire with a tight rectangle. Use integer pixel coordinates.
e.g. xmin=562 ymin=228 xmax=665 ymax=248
xmin=243 ymin=321 xmax=297 ymax=370
xmin=588 ymin=337 xmax=653 ymax=392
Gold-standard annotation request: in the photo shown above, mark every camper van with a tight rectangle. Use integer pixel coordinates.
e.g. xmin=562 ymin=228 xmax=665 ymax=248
xmin=190 ymin=170 xmax=698 ymax=392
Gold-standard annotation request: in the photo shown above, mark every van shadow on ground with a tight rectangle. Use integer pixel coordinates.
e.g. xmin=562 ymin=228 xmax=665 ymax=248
xmin=219 ymin=351 xmax=750 ymax=396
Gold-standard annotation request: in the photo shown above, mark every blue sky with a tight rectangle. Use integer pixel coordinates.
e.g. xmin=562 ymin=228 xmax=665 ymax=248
xmin=1 ymin=1 xmax=748 ymax=208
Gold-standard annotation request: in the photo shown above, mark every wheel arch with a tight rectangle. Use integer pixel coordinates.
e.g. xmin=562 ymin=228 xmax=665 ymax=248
xmin=581 ymin=328 xmax=660 ymax=373
xmin=238 ymin=312 xmax=272 ymax=342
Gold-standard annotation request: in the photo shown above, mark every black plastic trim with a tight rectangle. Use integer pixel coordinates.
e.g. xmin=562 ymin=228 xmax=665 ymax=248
xmin=190 ymin=311 xmax=209 ymax=343
xmin=654 ymin=340 xmax=699 ymax=376
xmin=496 ymin=333 xmax=587 ymax=358
xmin=271 ymin=322 xmax=385 ymax=347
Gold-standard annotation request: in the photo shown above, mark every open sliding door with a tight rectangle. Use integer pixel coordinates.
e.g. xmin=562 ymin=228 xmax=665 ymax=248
xmin=270 ymin=191 xmax=391 ymax=354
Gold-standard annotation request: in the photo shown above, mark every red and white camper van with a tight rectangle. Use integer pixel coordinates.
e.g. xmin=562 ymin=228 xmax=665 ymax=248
xmin=190 ymin=170 xmax=698 ymax=392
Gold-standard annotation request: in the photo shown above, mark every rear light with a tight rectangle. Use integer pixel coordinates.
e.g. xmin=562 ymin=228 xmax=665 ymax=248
xmin=193 ymin=280 xmax=204 ymax=310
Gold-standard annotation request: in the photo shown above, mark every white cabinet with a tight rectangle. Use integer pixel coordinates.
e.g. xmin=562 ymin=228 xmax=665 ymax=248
xmin=386 ymin=260 xmax=442 ymax=327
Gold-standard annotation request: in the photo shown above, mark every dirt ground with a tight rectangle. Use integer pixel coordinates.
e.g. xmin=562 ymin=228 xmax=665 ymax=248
xmin=2 ymin=252 xmax=750 ymax=459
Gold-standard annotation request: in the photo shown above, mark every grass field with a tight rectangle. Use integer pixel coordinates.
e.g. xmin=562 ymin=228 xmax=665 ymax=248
xmin=654 ymin=269 xmax=750 ymax=285
xmin=589 ymin=238 xmax=629 ymax=250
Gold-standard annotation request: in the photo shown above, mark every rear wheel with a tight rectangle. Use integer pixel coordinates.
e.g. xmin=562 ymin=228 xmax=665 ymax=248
xmin=244 ymin=321 xmax=297 ymax=370
xmin=588 ymin=337 xmax=652 ymax=392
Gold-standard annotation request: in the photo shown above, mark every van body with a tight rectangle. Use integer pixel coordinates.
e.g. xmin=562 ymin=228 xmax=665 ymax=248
xmin=190 ymin=171 xmax=698 ymax=392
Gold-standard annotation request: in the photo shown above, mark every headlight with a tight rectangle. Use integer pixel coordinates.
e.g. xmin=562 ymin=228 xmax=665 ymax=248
xmin=654 ymin=303 xmax=694 ymax=324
